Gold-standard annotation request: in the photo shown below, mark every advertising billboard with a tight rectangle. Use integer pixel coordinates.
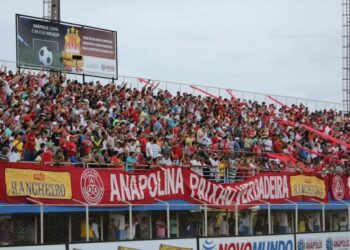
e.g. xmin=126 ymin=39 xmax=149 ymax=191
xmin=16 ymin=14 xmax=117 ymax=78
xmin=69 ymin=238 xmax=197 ymax=250
xmin=199 ymin=234 xmax=294 ymax=250
xmin=1 ymin=245 xmax=66 ymax=250
xmin=296 ymin=232 xmax=350 ymax=250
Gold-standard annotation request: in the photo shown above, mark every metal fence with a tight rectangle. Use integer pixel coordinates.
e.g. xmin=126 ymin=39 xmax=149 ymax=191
xmin=0 ymin=59 xmax=343 ymax=111
xmin=0 ymin=202 xmax=349 ymax=246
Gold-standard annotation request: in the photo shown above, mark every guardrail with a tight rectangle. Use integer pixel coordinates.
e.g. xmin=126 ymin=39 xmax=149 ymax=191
xmin=0 ymin=202 xmax=349 ymax=246
xmin=0 ymin=59 xmax=343 ymax=111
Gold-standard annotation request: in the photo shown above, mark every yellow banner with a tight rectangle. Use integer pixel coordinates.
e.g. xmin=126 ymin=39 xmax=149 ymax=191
xmin=5 ymin=168 xmax=72 ymax=199
xmin=118 ymin=247 xmax=141 ymax=250
xmin=290 ymin=175 xmax=326 ymax=199
xmin=159 ymin=244 xmax=193 ymax=250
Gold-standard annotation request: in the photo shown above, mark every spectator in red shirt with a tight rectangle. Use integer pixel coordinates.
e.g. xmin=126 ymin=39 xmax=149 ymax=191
xmin=23 ymin=127 xmax=36 ymax=161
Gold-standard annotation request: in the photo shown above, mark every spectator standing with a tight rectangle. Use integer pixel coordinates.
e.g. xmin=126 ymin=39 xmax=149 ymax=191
xmin=140 ymin=217 xmax=150 ymax=240
xmin=23 ymin=127 xmax=36 ymax=161
xmin=339 ymin=217 xmax=348 ymax=231
xmin=156 ymin=217 xmax=166 ymax=238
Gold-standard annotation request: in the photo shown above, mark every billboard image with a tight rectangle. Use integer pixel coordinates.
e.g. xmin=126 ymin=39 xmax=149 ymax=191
xmin=69 ymin=238 xmax=197 ymax=250
xmin=296 ymin=232 xmax=350 ymax=250
xmin=16 ymin=14 xmax=117 ymax=78
xmin=199 ymin=234 xmax=294 ymax=250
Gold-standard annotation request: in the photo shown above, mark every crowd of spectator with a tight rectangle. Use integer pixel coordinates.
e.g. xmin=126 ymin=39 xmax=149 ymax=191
xmin=0 ymin=66 xmax=349 ymax=182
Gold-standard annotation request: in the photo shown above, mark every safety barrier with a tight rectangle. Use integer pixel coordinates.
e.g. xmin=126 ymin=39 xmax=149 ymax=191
xmin=0 ymin=202 xmax=349 ymax=247
xmin=0 ymin=59 xmax=343 ymax=111
xmin=1 ymin=231 xmax=350 ymax=249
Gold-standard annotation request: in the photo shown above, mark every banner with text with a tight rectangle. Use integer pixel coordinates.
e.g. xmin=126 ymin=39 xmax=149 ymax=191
xmin=0 ymin=163 xmax=329 ymax=207
xmin=199 ymin=235 xmax=294 ymax=250
xmin=69 ymin=238 xmax=197 ymax=250
xmin=16 ymin=14 xmax=117 ymax=78
xmin=296 ymin=232 xmax=350 ymax=250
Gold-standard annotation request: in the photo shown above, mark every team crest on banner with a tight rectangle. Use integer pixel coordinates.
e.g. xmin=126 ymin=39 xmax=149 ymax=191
xmin=332 ymin=175 xmax=345 ymax=200
xmin=80 ymin=169 xmax=104 ymax=204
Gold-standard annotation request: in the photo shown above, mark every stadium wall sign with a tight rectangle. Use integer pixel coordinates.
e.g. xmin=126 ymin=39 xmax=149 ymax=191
xmin=199 ymin=234 xmax=294 ymax=250
xmin=16 ymin=14 xmax=118 ymax=79
xmin=69 ymin=238 xmax=197 ymax=250
xmin=296 ymin=232 xmax=350 ymax=250
xmin=0 ymin=163 xmax=329 ymax=207
xmin=3 ymin=245 xmax=66 ymax=250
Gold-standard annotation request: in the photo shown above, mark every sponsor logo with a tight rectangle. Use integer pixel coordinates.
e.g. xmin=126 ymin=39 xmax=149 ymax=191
xmin=332 ymin=175 xmax=345 ymax=200
xmin=203 ymin=239 xmax=293 ymax=250
xmin=202 ymin=239 xmax=216 ymax=250
xmin=101 ymin=64 xmax=115 ymax=72
xmin=298 ymin=239 xmax=306 ymax=250
xmin=333 ymin=239 xmax=350 ymax=249
xmin=85 ymin=63 xmax=99 ymax=69
xmin=80 ymin=169 xmax=104 ymax=204
xmin=297 ymin=239 xmax=322 ymax=250
xmin=326 ymin=238 xmax=333 ymax=250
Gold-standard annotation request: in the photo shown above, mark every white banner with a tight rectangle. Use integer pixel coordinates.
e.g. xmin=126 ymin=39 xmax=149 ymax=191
xmin=296 ymin=232 xmax=350 ymax=250
xmin=199 ymin=234 xmax=294 ymax=250
xmin=69 ymin=238 xmax=197 ymax=250
xmin=1 ymin=245 xmax=65 ymax=250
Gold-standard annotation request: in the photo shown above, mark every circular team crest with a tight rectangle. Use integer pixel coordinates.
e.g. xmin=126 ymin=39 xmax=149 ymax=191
xmin=332 ymin=175 xmax=345 ymax=200
xmin=80 ymin=169 xmax=105 ymax=204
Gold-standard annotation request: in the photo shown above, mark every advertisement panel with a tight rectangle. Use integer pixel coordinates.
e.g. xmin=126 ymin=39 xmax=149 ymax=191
xmin=1 ymin=245 xmax=66 ymax=250
xmin=69 ymin=238 xmax=197 ymax=250
xmin=296 ymin=232 xmax=350 ymax=250
xmin=5 ymin=168 xmax=72 ymax=199
xmin=16 ymin=14 xmax=117 ymax=78
xmin=199 ymin=234 xmax=294 ymax=250
xmin=290 ymin=175 xmax=327 ymax=200
xmin=0 ymin=163 xmax=329 ymax=207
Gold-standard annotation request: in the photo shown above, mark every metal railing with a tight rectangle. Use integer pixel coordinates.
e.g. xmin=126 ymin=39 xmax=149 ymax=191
xmin=0 ymin=202 xmax=349 ymax=246
xmin=0 ymin=59 xmax=343 ymax=111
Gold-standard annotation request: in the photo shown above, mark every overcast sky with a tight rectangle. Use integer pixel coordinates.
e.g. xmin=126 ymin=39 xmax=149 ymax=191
xmin=0 ymin=0 xmax=343 ymax=103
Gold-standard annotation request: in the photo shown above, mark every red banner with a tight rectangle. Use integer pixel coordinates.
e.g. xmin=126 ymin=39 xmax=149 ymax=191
xmin=0 ymin=163 xmax=329 ymax=207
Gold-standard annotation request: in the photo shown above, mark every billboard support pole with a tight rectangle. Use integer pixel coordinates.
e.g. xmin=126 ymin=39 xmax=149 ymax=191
xmin=311 ymin=199 xmax=325 ymax=231
xmin=259 ymin=200 xmax=271 ymax=234
xmin=235 ymin=204 xmax=238 ymax=236
xmin=86 ymin=205 xmax=89 ymax=242
xmin=286 ymin=199 xmax=298 ymax=233
xmin=348 ymin=204 xmax=350 ymax=230
xmin=204 ymin=203 xmax=208 ymax=237
xmin=129 ymin=204 xmax=132 ymax=239
xmin=156 ymin=198 xmax=170 ymax=238
xmin=27 ymin=198 xmax=44 ymax=244
xmin=83 ymin=74 xmax=85 ymax=83
xmin=68 ymin=214 xmax=72 ymax=242
xmin=322 ymin=204 xmax=325 ymax=231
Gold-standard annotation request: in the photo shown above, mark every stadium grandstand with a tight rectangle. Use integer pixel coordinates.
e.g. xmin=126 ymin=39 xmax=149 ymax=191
xmin=0 ymin=1 xmax=349 ymax=250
